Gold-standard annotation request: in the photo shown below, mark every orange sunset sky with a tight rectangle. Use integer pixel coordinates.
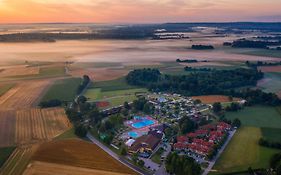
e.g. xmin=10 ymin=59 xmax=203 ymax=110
xmin=0 ymin=0 xmax=281 ymax=23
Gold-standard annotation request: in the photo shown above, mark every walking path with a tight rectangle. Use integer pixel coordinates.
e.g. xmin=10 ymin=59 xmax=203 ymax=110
xmin=86 ymin=132 xmax=148 ymax=175
xmin=202 ymin=130 xmax=237 ymax=175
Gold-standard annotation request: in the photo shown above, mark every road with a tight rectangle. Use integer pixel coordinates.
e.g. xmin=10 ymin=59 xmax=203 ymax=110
xmin=202 ymin=130 xmax=237 ymax=175
xmin=86 ymin=132 xmax=149 ymax=175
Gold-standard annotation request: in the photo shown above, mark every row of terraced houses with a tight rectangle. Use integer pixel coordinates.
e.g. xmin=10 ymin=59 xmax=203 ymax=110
xmin=173 ymin=122 xmax=231 ymax=159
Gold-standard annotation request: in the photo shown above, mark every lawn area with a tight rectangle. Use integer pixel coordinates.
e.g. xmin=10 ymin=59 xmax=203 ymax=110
xmin=225 ymin=106 xmax=281 ymax=129
xmin=212 ymin=127 xmax=280 ymax=174
xmin=41 ymin=78 xmax=81 ymax=102
xmin=151 ymin=147 xmax=164 ymax=164
xmin=261 ymin=127 xmax=281 ymax=142
xmin=0 ymin=146 xmax=16 ymax=168
xmin=91 ymin=77 xmax=137 ymax=91
xmin=0 ymin=84 xmax=14 ymax=96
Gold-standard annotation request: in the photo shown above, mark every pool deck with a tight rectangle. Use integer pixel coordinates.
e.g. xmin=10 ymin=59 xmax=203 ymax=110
xmin=124 ymin=116 xmax=159 ymax=139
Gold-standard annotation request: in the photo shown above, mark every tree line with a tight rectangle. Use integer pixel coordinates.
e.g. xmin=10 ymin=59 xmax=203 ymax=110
xmin=126 ymin=68 xmax=280 ymax=106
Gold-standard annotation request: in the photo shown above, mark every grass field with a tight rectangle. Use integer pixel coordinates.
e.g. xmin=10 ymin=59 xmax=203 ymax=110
xmin=86 ymin=77 xmax=147 ymax=108
xmin=85 ymin=88 xmax=148 ymax=108
xmin=31 ymin=139 xmax=137 ymax=175
xmin=212 ymin=127 xmax=280 ymax=174
xmin=41 ymin=78 xmax=81 ymax=102
xmin=0 ymin=84 xmax=14 ymax=97
xmin=90 ymin=77 xmax=137 ymax=91
xmin=225 ymin=106 xmax=281 ymax=129
xmin=0 ymin=147 xmax=16 ymax=168
xmin=54 ymin=128 xmax=77 ymax=140
xmin=261 ymin=128 xmax=281 ymax=142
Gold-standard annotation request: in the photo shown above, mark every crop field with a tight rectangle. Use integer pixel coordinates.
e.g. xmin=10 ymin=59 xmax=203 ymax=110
xmin=225 ymin=106 xmax=281 ymax=129
xmin=191 ymin=95 xmax=240 ymax=104
xmin=258 ymin=65 xmax=281 ymax=73
xmin=0 ymin=110 xmax=15 ymax=147
xmin=0 ymin=84 xmax=14 ymax=96
xmin=0 ymin=145 xmax=38 ymax=175
xmin=69 ymin=67 xmax=128 ymax=81
xmin=212 ymin=127 xmax=280 ymax=174
xmin=41 ymin=78 xmax=81 ymax=102
xmin=0 ymin=147 xmax=15 ymax=168
xmin=257 ymin=72 xmax=281 ymax=96
xmin=15 ymin=108 xmax=71 ymax=145
xmin=0 ymin=80 xmax=52 ymax=110
xmin=23 ymin=161 xmax=132 ymax=175
xmin=0 ymin=65 xmax=39 ymax=78
xmin=261 ymin=128 xmax=281 ymax=142
xmin=31 ymin=139 xmax=137 ymax=175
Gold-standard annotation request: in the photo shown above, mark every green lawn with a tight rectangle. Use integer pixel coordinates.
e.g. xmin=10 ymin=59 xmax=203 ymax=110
xmin=261 ymin=127 xmax=281 ymax=142
xmin=212 ymin=127 xmax=280 ymax=174
xmin=41 ymin=78 xmax=82 ymax=102
xmin=0 ymin=147 xmax=16 ymax=168
xmin=0 ymin=84 xmax=14 ymax=96
xmin=225 ymin=106 xmax=281 ymax=129
xmin=151 ymin=147 xmax=164 ymax=164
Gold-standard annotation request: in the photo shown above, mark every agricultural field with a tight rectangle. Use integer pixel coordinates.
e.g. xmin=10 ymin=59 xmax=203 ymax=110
xmin=0 ymin=84 xmax=14 ymax=96
xmin=41 ymin=78 xmax=81 ymax=102
xmin=261 ymin=128 xmax=281 ymax=142
xmin=257 ymin=72 xmax=281 ymax=97
xmin=69 ymin=67 xmax=128 ymax=82
xmin=0 ymin=110 xmax=16 ymax=147
xmin=31 ymin=139 xmax=137 ymax=175
xmin=54 ymin=128 xmax=77 ymax=140
xmin=258 ymin=65 xmax=281 ymax=73
xmin=15 ymin=108 xmax=71 ymax=145
xmin=0 ymin=147 xmax=15 ymax=168
xmin=23 ymin=161 xmax=131 ymax=175
xmin=225 ymin=106 xmax=281 ymax=129
xmin=91 ymin=77 xmax=137 ymax=91
xmin=0 ymin=80 xmax=52 ymax=110
xmin=0 ymin=65 xmax=39 ymax=78
xmin=0 ymin=145 xmax=39 ymax=175
xmin=212 ymin=127 xmax=280 ymax=174
xmin=191 ymin=95 xmax=240 ymax=104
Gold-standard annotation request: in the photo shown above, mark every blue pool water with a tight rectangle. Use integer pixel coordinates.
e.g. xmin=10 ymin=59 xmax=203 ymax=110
xmin=128 ymin=131 xmax=139 ymax=138
xmin=132 ymin=118 xmax=155 ymax=129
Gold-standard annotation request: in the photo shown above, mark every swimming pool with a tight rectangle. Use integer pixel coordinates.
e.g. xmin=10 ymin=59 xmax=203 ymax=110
xmin=131 ymin=118 xmax=155 ymax=129
xmin=128 ymin=131 xmax=139 ymax=138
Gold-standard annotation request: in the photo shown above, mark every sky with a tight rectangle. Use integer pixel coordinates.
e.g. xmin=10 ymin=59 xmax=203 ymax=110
xmin=0 ymin=0 xmax=281 ymax=23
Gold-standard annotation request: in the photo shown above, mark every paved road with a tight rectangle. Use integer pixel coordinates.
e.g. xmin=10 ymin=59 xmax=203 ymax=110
xmin=202 ymin=130 xmax=237 ymax=175
xmin=86 ymin=132 xmax=148 ymax=175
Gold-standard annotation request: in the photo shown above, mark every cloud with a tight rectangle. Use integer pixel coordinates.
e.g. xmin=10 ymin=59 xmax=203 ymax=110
xmin=0 ymin=0 xmax=280 ymax=23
